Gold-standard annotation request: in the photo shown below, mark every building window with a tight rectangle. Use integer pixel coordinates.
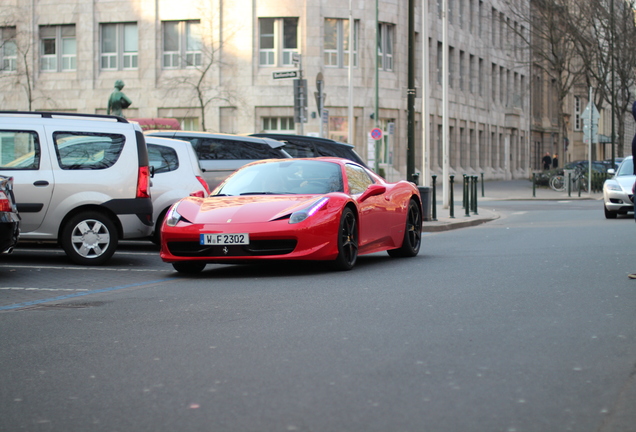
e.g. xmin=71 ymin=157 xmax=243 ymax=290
xmin=259 ymin=18 xmax=298 ymax=67
xmin=40 ymin=25 xmax=76 ymax=72
xmin=324 ymin=18 xmax=358 ymax=68
xmin=459 ymin=50 xmax=465 ymax=90
xmin=0 ymin=27 xmax=16 ymax=72
xmin=574 ymin=96 xmax=582 ymax=131
xmin=178 ymin=117 xmax=199 ymax=131
xmin=101 ymin=23 xmax=138 ymax=70
xmin=436 ymin=42 xmax=443 ymax=84
xmin=262 ymin=117 xmax=295 ymax=133
xmin=378 ymin=23 xmax=394 ymax=71
xmin=163 ymin=20 xmax=202 ymax=69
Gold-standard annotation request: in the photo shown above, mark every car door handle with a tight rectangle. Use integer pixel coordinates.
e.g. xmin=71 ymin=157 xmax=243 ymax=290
xmin=33 ymin=180 xmax=49 ymax=187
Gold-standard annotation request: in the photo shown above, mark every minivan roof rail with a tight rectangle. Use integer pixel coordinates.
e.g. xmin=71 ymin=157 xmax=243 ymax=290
xmin=0 ymin=111 xmax=129 ymax=123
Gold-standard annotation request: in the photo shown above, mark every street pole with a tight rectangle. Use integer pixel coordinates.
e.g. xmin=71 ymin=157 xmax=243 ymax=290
xmin=421 ymin=0 xmax=431 ymax=186
xmin=348 ymin=0 xmax=354 ymax=147
xmin=442 ymin=0 xmax=450 ymax=208
xmin=407 ymin=0 xmax=415 ymax=183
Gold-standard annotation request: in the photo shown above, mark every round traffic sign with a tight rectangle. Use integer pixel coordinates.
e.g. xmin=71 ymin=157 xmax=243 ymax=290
xmin=371 ymin=127 xmax=383 ymax=140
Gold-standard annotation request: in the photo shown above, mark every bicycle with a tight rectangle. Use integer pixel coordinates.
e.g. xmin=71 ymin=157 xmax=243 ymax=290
xmin=549 ymin=174 xmax=565 ymax=191
xmin=550 ymin=167 xmax=588 ymax=192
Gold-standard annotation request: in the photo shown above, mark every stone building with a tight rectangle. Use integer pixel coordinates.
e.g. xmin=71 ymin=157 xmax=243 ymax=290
xmin=0 ymin=0 xmax=532 ymax=182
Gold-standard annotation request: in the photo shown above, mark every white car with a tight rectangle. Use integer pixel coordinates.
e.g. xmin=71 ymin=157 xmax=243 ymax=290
xmin=147 ymin=137 xmax=210 ymax=244
xmin=603 ymin=156 xmax=635 ymax=219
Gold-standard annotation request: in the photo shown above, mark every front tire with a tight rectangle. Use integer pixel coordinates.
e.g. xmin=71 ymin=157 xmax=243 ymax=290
xmin=388 ymin=199 xmax=422 ymax=258
xmin=604 ymin=205 xmax=618 ymax=219
xmin=61 ymin=211 xmax=118 ymax=265
xmin=332 ymin=207 xmax=358 ymax=271
xmin=172 ymin=261 xmax=206 ymax=274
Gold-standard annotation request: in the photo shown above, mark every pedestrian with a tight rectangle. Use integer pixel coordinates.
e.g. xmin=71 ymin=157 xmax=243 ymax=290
xmin=628 ymin=100 xmax=636 ymax=279
xmin=552 ymin=154 xmax=558 ymax=169
xmin=542 ymin=152 xmax=552 ymax=170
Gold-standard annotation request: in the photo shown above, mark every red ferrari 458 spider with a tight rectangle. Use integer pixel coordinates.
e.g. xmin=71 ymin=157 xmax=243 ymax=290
xmin=160 ymin=158 xmax=422 ymax=273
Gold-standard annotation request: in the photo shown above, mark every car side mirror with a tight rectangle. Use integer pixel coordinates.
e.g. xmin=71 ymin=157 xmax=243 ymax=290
xmin=607 ymin=168 xmax=615 ymax=176
xmin=149 ymin=165 xmax=155 ymax=178
xmin=359 ymin=184 xmax=386 ymax=202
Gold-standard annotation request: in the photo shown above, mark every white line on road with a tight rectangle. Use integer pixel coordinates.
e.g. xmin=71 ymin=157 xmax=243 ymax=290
xmin=0 ymin=264 xmax=167 ymax=272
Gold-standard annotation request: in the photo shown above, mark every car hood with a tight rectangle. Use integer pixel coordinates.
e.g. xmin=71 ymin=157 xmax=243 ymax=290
xmin=612 ymin=175 xmax=636 ymax=190
xmin=177 ymin=195 xmax=326 ymax=224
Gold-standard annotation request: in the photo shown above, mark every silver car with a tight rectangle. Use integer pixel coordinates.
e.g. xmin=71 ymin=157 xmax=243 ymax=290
xmin=603 ymin=156 xmax=635 ymax=219
xmin=147 ymin=136 xmax=209 ymax=244
xmin=0 ymin=112 xmax=153 ymax=265
xmin=146 ymin=131 xmax=291 ymax=190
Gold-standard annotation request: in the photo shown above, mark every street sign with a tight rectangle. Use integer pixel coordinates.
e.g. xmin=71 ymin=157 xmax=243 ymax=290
xmin=273 ymin=70 xmax=299 ymax=80
xmin=371 ymin=127 xmax=383 ymax=140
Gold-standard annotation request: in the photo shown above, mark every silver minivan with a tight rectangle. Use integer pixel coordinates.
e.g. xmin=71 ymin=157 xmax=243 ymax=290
xmin=0 ymin=112 xmax=153 ymax=265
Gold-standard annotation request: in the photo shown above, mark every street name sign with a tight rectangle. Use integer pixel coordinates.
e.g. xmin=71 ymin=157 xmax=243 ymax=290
xmin=273 ymin=70 xmax=299 ymax=80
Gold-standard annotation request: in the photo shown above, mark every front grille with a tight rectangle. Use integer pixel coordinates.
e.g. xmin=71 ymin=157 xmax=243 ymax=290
xmin=167 ymin=239 xmax=297 ymax=257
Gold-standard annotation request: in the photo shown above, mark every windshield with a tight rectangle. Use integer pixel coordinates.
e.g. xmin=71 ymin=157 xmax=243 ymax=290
xmin=215 ymin=160 xmax=344 ymax=196
xmin=617 ymin=158 xmax=634 ymax=176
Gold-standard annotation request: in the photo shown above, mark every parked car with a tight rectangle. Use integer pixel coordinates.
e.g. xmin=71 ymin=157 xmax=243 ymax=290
xmin=0 ymin=175 xmax=20 ymax=255
xmin=0 ymin=111 xmax=153 ymax=265
xmin=160 ymin=157 xmax=422 ymax=274
xmin=249 ymin=133 xmax=368 ymax=168
xmin=603 ymin=156 xmax=635 ymax=219
xmin=145 ymin=131 xmax=291 ymax=190
xmin=147 ymin=136 xmax=210 ymax=244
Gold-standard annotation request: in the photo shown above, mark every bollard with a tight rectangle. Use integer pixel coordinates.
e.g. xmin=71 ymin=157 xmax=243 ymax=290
xmin=481 ymin=173 xmax=485 ymax=197
xmin=431 ymin=175 xmax=438 ymax=221
xmin=449 ymin=175 xmax=455 ymax=218
xmin=532 ymin=173 xmax=536 ymax=197
xmin=462 ymin=174 xmax=468 ymax=209
xmin=472 ymin=176 xmax=479 ymax=215
xmin=568 ymin=172 xmax=571 ymax=197
xmin=464 ymin=178 xmax=471 ymax=217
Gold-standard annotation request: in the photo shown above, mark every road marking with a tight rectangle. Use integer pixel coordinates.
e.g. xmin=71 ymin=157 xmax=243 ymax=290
xmin=1 ymin=287 xmax=90 ymax=291
xmin=0 ymin=278 xmax=176 ymax=311
xmin=13 ymin=248 xmax=157 ymax=256
xmin=0 ymin=264 xmax=166 ymax=272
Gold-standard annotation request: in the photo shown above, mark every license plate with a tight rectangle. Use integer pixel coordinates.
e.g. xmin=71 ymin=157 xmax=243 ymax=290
xmin=200 ymin=233 xmax=249 ymax=245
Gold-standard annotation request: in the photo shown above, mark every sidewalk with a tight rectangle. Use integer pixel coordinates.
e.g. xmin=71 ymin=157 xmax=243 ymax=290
xmin=422 ymin=178 xmax=603 ymax=232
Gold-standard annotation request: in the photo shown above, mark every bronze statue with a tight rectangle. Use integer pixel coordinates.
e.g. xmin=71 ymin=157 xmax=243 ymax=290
xmin=107 ymin=80 xmax=132 ymax=117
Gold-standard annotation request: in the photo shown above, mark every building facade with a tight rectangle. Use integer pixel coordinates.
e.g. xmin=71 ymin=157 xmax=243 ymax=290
xmin=0 ymin=0 xmax=533 ymax=182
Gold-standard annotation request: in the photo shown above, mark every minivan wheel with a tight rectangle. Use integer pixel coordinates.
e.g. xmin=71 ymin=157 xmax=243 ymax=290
xmin=61 ymin=211 xmax=118 ymax=265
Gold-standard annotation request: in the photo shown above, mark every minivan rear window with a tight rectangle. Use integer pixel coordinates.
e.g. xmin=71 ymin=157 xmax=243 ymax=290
xmin=53 ymin=132 xmax=125 ymax=170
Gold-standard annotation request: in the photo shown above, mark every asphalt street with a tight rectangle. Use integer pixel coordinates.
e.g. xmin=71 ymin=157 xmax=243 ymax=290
xmin=1 ymin=179 xmax=636 ymax=432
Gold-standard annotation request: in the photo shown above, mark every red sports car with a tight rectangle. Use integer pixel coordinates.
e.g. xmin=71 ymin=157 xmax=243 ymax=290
xmin=160 ymin=158 xmax=422 ymax=273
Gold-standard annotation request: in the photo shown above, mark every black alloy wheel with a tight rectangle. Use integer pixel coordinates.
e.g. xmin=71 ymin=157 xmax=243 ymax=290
xmin=388 ymin=198 xmax=422 ymax=258
xmin=332 ymin=207 xmax=358 ymax=271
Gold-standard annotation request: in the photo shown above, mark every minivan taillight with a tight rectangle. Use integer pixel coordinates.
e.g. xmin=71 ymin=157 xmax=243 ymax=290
xmin=196 ymin=176 xmax=210 ymax=196
xmin=136 ymin=166 xmax=151 ymax=198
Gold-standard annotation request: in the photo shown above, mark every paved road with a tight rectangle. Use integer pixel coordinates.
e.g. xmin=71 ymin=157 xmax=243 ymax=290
xmin=2 ymin=189 xmax=636 ymax=432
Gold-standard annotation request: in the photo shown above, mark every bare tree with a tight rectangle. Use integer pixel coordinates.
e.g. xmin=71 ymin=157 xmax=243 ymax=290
xmin=503 ymin=0 xmax=588 ymax=161
xmin=571 ymin=0 xmax=636 ymax=158
xmin=0 ymin=9 xmax=41 ymax=111
xmin=160 ymin=9 xmax=243 ymax=132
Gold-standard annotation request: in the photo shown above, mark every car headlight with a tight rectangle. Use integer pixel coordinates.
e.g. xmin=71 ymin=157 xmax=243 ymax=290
xmin=289 ymin=197 xmax=329 ymax=224
xmin=165 ymin=203 xmax=184 ymax=226
xmin=605 ymin=183 xmax=622 ymax=192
